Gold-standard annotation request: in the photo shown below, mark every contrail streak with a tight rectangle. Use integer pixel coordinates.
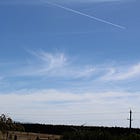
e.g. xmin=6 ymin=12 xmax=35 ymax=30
xmin=41 ymin=0 xmax=126 ymax=29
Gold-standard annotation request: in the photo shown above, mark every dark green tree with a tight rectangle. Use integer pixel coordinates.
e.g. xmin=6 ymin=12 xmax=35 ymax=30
xmin=0 ymin=114 xmax=24 ymax=132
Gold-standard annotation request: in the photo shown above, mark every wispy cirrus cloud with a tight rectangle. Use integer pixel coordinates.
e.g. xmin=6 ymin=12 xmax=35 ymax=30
xmin=101 ymin=63 xmax=140 ymax=81
xmin=36 ymin=51 xmax=67 ymax=70
xmin=16 ymin=50 xmax=96 ymax=79
xmin=6 ymin=50 xmax=140 ymax=83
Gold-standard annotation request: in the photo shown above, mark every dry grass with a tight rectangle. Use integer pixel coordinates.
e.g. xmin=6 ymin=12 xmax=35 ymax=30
xmin=0 ymin=131 xmax=61 ymax=140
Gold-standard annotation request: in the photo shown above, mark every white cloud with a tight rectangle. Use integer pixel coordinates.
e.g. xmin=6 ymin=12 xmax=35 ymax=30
xmin=5 ymin=50 xmax=140 ymax=83
xmin=74 ymin=66 xmax=95 ymax=78
xmin=3 ymin=50 xmax=140 ymax=84
xmin=30 ymin=51 xmax=68 ymax=72
xmin=101 ymin=63 xmax=140 ymax=81
xmin=15 ymin=51 xmax=96 ymax=79
xmin=0 ymin=89 xmax=139 ymax=127
xmin=38 ymin=51 xmax=67 ymax=69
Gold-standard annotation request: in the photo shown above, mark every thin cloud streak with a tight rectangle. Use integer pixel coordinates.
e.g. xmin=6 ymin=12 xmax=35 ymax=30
xmin=0 ymin=89 xmax=138 ymax=106
xmin=101 ymin=63 xmax=140 ymax=81
xmin=41 ymin=0 xmax=126 ymax=29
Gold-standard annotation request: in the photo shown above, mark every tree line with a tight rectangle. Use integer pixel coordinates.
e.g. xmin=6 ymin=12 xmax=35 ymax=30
xmin=1 ymin=114 xmax=140 ymax=140
xmin=22 ymin=123 xmax=140 ymax=140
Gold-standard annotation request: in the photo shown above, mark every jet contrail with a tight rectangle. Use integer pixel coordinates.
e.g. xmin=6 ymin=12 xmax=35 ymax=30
xmin=40 ymin=0 xmax=126 ymax=29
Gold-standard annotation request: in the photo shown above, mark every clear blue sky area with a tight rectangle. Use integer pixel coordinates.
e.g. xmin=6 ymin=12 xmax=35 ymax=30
xmin=0 ymin=0 xmax=140 ymax=127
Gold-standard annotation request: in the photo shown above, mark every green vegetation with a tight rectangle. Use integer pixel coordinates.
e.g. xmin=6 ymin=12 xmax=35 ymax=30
xmin=0 ymin=114 xmax=24 ymax=132
xmin=62 ymin=130 xmax=140 ymax=140
xmin=22 ymin=123 xmax=140 ymax=140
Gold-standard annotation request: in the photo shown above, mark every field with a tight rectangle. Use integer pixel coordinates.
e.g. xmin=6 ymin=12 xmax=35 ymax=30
xmin=0 ymin=131 xmax=61 ymax=140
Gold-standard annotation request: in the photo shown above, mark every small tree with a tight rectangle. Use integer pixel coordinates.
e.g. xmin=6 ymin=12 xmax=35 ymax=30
xmin=0 ymin=114 xmax=24 ymax=132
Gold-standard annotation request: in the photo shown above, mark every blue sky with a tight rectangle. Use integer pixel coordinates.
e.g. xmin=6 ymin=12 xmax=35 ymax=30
xmin=0 ymin=0 xmax=140 ymax=127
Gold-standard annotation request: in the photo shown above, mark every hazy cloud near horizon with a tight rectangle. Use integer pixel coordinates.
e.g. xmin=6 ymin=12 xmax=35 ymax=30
xmin=0 ymin=89 xmax=139 ymax=126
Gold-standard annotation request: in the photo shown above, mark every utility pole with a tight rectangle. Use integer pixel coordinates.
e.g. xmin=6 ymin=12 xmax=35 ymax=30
xmin=128 ymin=109 xmax=132 ymax=132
